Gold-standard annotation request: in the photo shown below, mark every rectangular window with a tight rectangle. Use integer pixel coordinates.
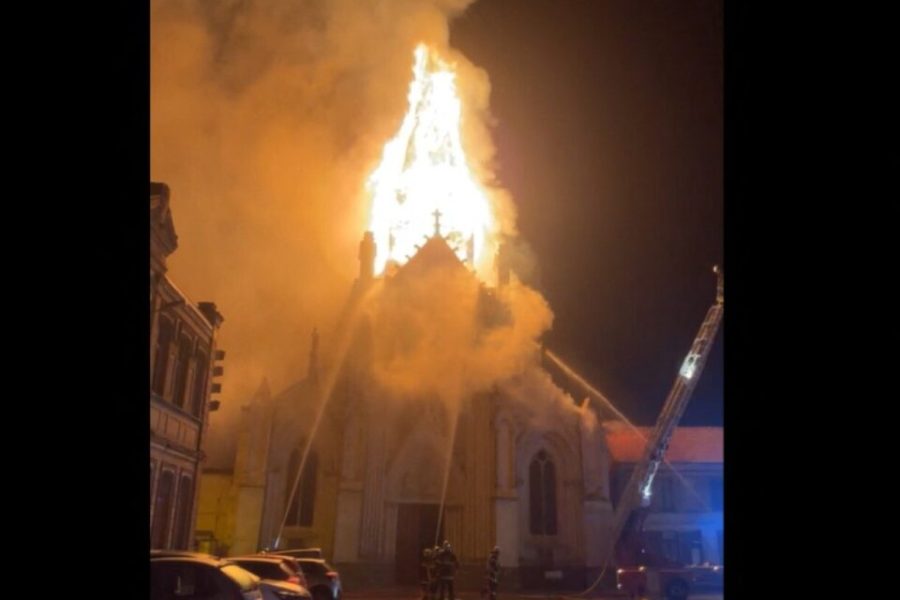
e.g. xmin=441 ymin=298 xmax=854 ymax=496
xmin=677 ymin=530 xmax=703 ymax=565
xmin=173 ymin=476 xmax=195 ymax=550
xmin=678 ymin=476 xmax=705 ymax=513
xmin=661 ymin=531 xmax=678 ymax=563
xmin=152 ymin=469 xmax=176 ymax=549
xmin=191 ymin=349 xmax=209 ymax=418
xmin=152 ymin=318 xmax=175 ymax=396
xmin=173 ymin=335 xmax=194 ymax=409
xmin=150 ymin=461 xmax=156 ymax=507
xmin=651 ymin=475 xmax=676 ymax=512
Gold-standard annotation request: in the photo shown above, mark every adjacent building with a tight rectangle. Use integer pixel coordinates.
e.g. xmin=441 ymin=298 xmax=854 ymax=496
xmin=608 ymin=426 xmax=723 ymax=565
xmin=150 ymin=181 xmax=225 ymax=550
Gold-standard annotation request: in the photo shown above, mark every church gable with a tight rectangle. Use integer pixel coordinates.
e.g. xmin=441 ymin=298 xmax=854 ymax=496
xmin=390 ymin=233 xmax=471 ymax=285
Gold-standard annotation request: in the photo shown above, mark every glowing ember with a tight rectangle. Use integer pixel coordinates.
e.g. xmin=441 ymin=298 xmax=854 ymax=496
xmin=367 ymin=44 xmax=495 ymax=278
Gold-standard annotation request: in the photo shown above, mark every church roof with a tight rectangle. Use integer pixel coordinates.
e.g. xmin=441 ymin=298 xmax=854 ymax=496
xmin=605 ymin=426 xmax=723 ymax=463
xmin=390 ymin=233 xmax=470 ymax=284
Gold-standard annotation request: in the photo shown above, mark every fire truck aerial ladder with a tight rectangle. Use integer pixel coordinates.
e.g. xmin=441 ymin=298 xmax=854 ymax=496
xmin=610 ymin=265 xmax=724 ymax=566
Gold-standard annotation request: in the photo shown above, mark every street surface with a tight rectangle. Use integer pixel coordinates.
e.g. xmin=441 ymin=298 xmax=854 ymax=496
xmin=341 ymin=588 xmax=723 ymax=600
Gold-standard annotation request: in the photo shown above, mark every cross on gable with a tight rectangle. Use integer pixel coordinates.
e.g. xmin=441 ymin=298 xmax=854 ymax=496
xmin=432 ymin=208 xmax=442 ymax=237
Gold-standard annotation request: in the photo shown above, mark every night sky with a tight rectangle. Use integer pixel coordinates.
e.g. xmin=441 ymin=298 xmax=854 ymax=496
xmin=451 ymin=0 xmax=723 ymax=425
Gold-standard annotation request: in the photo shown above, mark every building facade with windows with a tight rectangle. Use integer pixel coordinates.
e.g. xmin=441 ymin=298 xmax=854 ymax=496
xmin=150 ymin=181 xmax=225 ymax=550
xmin=608 ymin=426 xmax=723 ymax=565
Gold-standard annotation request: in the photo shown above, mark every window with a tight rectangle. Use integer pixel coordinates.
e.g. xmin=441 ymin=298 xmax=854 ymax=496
xmin=152 ymin=469 xmax=175 ymax=549
xmin=660 ymin=531 xmax=678 ymax=563
xmin=150 ymin=461 xmax=156 ymax=507
xmin=191 ymin=349 xmax=209 ymax=417
xmin=152 ymin=318 xmax=174 ymax=396
xmin=528 ymin=449 xmax=558 ymax=535
xmin=172 ymin=475 xmax=194 ymax=549
xmin=677 ymin=476 xmax=705 ymax=513
xmin=651 ymin=475 xmax=676 ymax=512
xmin=286 ymin=448 xmax=317 ymax=527
xmin=677 ymin=530 xmax=704 ymax=565
xmin=173 ymin=335 xmax=194 ymax=409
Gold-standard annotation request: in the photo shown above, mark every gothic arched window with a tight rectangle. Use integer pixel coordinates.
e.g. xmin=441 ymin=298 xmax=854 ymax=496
xmin=529 ymin=450 xmax=558 ymax=535
xmin=286 ymin=447 xmax=318 ymax=527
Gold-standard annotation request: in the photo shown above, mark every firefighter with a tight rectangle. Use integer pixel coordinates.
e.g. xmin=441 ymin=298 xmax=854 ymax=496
xmin=483 ymin=546 xmax=500 ymax=600
xmin=431 ymin=545 xmax=442 ymax=599
xmin=436 ymin=540 xmax=459 ymax=600
xmin=421 ymin=547 xmax=435 ymax=600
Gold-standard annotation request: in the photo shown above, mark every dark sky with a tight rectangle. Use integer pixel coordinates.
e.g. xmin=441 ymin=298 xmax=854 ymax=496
xmin=451 ymin=0 xmax=723 ymax=425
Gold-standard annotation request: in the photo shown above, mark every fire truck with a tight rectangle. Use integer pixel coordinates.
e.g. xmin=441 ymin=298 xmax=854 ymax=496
xmin=612 ymin=266 xmax=724 ymax=600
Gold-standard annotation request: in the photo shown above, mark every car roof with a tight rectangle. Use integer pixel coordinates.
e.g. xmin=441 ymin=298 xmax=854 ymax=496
xmin=151 ymin=556 xmax=231 ymax=568
xmin=229 ymin=556 xmax=289 ymax=564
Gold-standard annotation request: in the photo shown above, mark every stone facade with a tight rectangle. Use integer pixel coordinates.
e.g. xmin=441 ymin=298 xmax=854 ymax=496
xmin=150 ymin=181 xmax=225 ymax=551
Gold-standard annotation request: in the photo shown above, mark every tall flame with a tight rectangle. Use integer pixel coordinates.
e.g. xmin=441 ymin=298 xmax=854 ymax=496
xmin=367 ymin=44 xmax=495 ymax=278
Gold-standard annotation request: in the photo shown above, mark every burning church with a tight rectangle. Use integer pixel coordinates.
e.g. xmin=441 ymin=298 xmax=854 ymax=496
xmin=195 ymin=45 xmax=616 ymax=589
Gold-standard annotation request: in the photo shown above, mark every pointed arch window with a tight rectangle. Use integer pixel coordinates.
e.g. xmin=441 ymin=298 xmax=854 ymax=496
xmin=286 ymin=447 xmax=318 ymax=527
xmin=529 ymin=449 xmax=558 ymax=535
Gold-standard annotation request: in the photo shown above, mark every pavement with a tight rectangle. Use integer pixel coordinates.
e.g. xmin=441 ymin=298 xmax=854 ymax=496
xmin=341 ymin=589 xmax=723 ymax=600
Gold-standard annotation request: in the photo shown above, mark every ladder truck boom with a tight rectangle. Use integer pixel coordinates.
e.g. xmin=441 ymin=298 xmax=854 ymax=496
xmin=609 ymin=265 xmax=724 ymax=556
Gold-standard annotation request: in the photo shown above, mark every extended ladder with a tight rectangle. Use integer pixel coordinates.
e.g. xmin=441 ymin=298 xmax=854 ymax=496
xmin=609 ymin=266 xmax=724 ymax=554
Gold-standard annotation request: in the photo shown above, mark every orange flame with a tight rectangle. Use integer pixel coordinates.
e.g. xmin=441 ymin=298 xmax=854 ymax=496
xmin=367 ymin=44 xmax=495 ymax=279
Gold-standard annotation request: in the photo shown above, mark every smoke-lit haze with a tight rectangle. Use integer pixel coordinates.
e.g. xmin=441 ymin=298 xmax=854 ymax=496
xmin=152 ymin=0 xmax=581 ymax=460
xmin=153 ymin=0 xmax=469 ymax=421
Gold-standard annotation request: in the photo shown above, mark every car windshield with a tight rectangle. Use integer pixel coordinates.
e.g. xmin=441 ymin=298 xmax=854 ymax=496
xmin=222 ymin=564 xmax=259 ymax=591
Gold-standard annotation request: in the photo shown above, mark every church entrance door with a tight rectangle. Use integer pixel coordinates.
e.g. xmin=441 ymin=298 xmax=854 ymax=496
xmin=394 ymin=503 xmax=442 ymax=584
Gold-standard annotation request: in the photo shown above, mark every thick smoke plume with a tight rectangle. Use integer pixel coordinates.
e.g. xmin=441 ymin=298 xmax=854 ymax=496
xmin=369 ymin=263 xmax=551 ymax=403
xmin=153 ymin=0 xmax=479 ymax=446
xmin=152 ymin=0 xmax=589 ymax=463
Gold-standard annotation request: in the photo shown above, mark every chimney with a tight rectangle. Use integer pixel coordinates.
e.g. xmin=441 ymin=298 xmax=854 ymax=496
xmin=198 ymin=302 xmax=225 ymax=329
xmin=359 ymin=231 xmax=376 ymax=281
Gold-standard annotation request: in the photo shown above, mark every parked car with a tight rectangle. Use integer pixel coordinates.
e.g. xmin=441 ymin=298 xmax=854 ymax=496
xmin=294 ymin=558 xmax=341 ymax=600
xmin=229 ymin=556 xmax=306 ymax=588
xmin=248 ymin=554 xmax=309 ymax=588
xmin=151 ymin=556 xmax=263 ymax=600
